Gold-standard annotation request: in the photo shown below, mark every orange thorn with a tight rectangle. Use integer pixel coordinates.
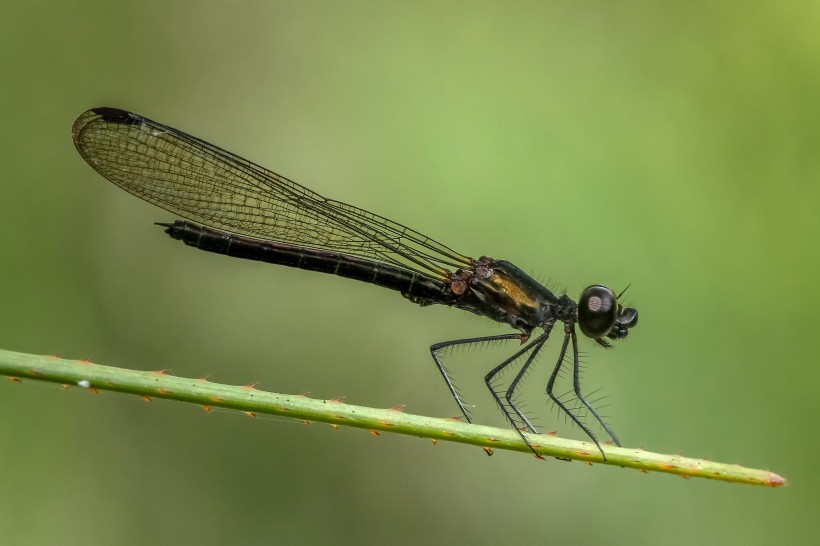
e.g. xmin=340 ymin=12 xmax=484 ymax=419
xmin=533 ymin=453 xmax=545 ymax=460
xmin=483 ymin=447 xmax=494 ymax=456
xmin=302 ymin=420 xmax=312 ymax=426
xmin=157 ymin=388 xmax=172 ymax=395
xmin=79 ymin=358 xmax=92 ymax=364
xmin=584 ymin=461 xmax=593 ymax=466
xmin=243 ymin=383 xmax=259 ymax=390
xmin=431 ymin=439 xmax=438 ymax=446
xmin=368 ymin=430 xmax=381 ymax=436
xmin=244 ymin=412 xmax=257 ymax=418
xmin=447 ymin=416 xmax=463 ymax=422
xmin=151 ymin=369 xmax=170 ymax=376
xmin=329 ymin=396 xmax=346 ymax=403
xmin=7 ymin=377 xmax=22 ymax=383
xmin=201 ymin=405 xmax=212 ymax=413
xmin=141 ymin=396 xmax=152 ymax=403
xmin=89 ymin=387 xmax=99 ymax=395
xmin=196 ymin=377 xmax=211 ymax=382
xmin=330 ymin=424 xmax=339 ymax=430
xmin=486 ymin=436 xmax=499 ymax=442
xmin=388 ymin=405 xmax=405 ymax=412
xmin=210 ymin=396 xmax=224 ymax=403
xmin=298 ymin=392 xmax=311 ymax=398
xmin=547 ymin=431 xmax=557 ymax=436
xmin=60 ymin=384 xmax=70 ymax=390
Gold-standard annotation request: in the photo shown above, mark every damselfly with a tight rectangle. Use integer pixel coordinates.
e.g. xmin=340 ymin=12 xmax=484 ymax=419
xmin=72 ymin=107 xmax=638 ymax=460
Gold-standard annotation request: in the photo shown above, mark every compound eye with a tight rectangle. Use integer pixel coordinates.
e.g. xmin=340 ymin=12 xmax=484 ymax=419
xmin=578 ymin=285 xmax=617 ymax=338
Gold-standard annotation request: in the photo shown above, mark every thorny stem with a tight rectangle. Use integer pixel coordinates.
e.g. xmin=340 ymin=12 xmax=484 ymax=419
xmin=0 ymin=348 xmax=785 ymax=487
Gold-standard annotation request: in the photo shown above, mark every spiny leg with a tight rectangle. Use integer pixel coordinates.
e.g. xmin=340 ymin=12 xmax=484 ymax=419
xmin=569 ymin=329 xmax=621 ymax=447
xmin=505 ymin=320 xmax=556 ymax=434
xmin=546 ymin=325 xmax=608 ymax=461
xmin=484 ymin=332 xmax=551 ymax=459
xmin=430 ymin=333 xmax=525 ymax=424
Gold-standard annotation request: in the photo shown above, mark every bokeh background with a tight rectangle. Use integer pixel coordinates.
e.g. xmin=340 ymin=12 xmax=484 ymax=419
xmin=2 ymin=2 xmax=817 ymax=545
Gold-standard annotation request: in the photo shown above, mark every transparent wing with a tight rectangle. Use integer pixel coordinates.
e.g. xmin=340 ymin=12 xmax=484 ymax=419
xmin=72 ymin=108 xmax=472 ymax=277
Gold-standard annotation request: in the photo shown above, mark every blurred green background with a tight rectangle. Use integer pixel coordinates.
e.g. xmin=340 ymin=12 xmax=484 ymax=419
xmin=1 ymin=1 xmax=817 ymax=544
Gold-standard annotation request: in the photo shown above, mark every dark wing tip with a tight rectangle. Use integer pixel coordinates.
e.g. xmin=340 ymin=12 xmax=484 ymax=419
xmin=72 ymin=107 xmax=142 ymax=150
xmin=89 ymin=107 xmax=139 ymax=124
xmin=73 ymin=107 xmax=139 ymax=131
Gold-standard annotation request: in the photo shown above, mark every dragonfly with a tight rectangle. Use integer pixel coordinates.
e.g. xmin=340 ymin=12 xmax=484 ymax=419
xmin=72 ymin=107 xmax=638 ymax=460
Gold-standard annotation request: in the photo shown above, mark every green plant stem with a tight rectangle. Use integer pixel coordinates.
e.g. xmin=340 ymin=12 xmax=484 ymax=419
xmin=0 ymin=348 xmax=784 ymax=487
